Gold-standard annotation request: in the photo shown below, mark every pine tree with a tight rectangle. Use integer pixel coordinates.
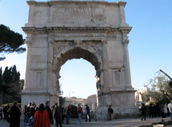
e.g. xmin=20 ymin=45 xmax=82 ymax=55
xmin=0 ymin=24 xmax=26 ymax=60
xmin=1 ymin=65 xmax=22 ymax=103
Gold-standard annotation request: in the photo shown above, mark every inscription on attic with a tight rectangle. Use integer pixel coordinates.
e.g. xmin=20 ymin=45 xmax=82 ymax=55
xmin=50 ymin=7 xmax=105 ymax=24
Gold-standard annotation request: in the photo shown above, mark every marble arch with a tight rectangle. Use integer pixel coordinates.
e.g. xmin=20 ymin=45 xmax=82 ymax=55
xmin=22 ymin=0 xmax=138 ymax=120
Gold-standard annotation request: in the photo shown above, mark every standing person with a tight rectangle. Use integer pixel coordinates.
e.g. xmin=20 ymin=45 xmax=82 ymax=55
xmin=3 ymin=105 xmax=9 ymax=121
xmin=66 ymin=105 xmax=71 ymax=124
xmin=33 ymin=103 xmax=50 ymax=127
xmin=85 ymin=105 xmax=91 ymax=122
xmin=140 ymin=103 xmax=146 ymax=121
xmin=77 ymin=104 xmax=83 ymax=124
xmin=54 ymin=103 xmax=62 ymax=127
xmin=148 ymin=104 xmax=154 ymax=118
xmin=9 ymin=101 xmax=21 ymax=127
xmin=168 ymin=101 xmax=172 ymax=120
xmin=26 ymin=103 xmax=36 ymax=127
xmin=52 ymin=103 xmax=57 ymax=124
xmin=45 ymin=101 xmax=53 ymax=124
xmin=26 ymin=103 xmax=31 ymax=123
xmin=163 ymin=103 xmax=168 ymax=118
xmin=23 ymin=105 xmax=28 ymax=125
xmin=3 ymin=106 xmax=7 ymax=120
xmin=0 ymin=104 xmax=3 ymax=120
xmin=61 ymin=106 xmax=65 ymax=124
xmin=29 ymin=103 xmax=36 ymax=118
xmin=108 ymin=105 xmax=113 ymax=120
xmin=159 ymin=103 xmax=164 ymax=118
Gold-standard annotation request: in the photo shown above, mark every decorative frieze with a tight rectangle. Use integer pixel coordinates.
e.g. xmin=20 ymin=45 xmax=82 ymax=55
xmin=22 ymin=27 xmax=132 ymax=34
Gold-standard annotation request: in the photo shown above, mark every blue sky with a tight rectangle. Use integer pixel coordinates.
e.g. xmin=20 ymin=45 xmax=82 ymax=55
xmin=0 ymin=0 xmax=172 ymax=98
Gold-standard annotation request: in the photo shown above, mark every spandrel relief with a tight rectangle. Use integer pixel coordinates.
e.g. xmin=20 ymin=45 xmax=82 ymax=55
xmin=82 ymin=41 xmax=103 ymax=58
xmin=53 ymin=41 xmax=70 ymax=58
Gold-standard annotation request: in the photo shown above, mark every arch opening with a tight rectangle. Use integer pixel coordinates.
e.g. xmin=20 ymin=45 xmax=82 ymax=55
xmin=59 ymin=59 xmax=97 ymax=98
xmin=56 ymin=47 xmax=101 ymax=80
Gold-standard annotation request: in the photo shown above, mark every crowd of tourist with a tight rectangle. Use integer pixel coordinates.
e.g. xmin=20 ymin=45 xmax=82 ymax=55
xmin=0 ymin=101 xmax=91 ymax=127
xmin=139 ymin=102 xmax=172 ymax=121
xmin=1 ymin=101 xmax=172 ymax=127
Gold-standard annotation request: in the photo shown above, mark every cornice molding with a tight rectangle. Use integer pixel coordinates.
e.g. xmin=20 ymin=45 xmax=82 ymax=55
xmin=22 ymin=26 xmax=132 ymax=34
xmin=27 ymin=1 xmax=126 ymax=6
xmin=118 ymin=1 xmax=127 ymax=7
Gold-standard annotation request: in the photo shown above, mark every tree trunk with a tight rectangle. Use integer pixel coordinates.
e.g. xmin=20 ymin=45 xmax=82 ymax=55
xmin=159 ymin=69 xmax=172 ymax=101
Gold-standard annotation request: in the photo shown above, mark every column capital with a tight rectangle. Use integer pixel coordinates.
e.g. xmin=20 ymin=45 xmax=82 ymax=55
xmin=122 ymin=34 xmax=129 ymax=45
xmin=122 ymin=40 xmax=129 ymax=45
xmin=25 ymin=36 xmax=33 ymax=45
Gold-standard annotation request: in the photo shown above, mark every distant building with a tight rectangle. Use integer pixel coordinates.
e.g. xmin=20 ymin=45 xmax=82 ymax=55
xmin=135 ymin=87 xmax=148 ymax=105
xmin=62 ymin=94 xmax=97 ymax=113
xmin=63 ymin=96 xmax=87 ymax=108
xmin=63 ymin=94 xmax=97 ymax=111
xmin=87 ymin=94 xmax=97 ymax=111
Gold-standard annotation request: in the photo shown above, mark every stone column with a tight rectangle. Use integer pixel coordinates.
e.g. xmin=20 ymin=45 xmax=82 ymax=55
xmin=22 ymin=35 xmax=33 ymax=91
xmin=122 ymin=35 xmax=133 ymax=90
xmin=96 ymin=40 xmax=109 ymax=120
xmin=47 ymin=38 xmax=59 ymax=106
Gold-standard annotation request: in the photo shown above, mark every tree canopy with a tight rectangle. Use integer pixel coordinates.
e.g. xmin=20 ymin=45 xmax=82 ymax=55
xmin=142 ymin=72 xmax=172 ymax=104
xmin=0 ymin=65 xmax=22 ymax=103
xmin=0 ymin=24 xmax=26 ymax=60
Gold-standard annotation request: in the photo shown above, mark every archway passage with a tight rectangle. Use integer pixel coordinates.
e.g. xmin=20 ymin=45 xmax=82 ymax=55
xmin=59 ymin=58 xmax=97 ymax=98
xmin=56 ymin=47 xmax=101 ymax=79
xmin=55 ymin=47 xmax=100 ymax=113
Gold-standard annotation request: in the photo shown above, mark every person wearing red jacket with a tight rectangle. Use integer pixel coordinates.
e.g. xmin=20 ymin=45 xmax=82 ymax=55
xmin=33 ymin=103 xmax=50 ymax=127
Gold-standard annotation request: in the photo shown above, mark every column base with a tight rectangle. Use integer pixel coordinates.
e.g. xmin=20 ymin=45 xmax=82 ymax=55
xmin=96 ymin=90 xmax=139 ymax=120
xmin=21 ymin=91 xmax=58 ymax=109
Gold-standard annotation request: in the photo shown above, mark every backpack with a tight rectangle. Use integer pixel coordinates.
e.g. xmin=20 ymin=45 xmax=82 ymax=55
xmin=78 ymin=107 xmax=83 ymax=113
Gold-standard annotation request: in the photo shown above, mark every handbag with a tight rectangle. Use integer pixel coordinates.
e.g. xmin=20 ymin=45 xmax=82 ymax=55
xmin=87 ymin=114 xmax=89 ymax=119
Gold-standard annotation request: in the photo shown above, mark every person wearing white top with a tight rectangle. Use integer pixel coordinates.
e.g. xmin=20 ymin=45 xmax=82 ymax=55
xmin=168 ymin=102 xmax=172 ymax=119
xmin=163 ymin=104 xmax=168 ymax=118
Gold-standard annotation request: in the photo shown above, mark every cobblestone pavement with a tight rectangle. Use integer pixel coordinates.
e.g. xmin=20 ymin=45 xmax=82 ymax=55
xmin=0 ymin=117 xmax=171 ymax=127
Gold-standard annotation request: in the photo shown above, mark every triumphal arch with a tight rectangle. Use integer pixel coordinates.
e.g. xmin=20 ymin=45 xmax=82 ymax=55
xmin=22 ymin=0 xmax=137 ymax=119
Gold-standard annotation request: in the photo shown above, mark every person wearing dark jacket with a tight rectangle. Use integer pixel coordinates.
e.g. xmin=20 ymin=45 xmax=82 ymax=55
xmin=85 ymin=105 xmax=91 ymax=122
xmin=108 ymin=105 xmax=113 ymax=120
xmin=140 ymin=103 xmax=146 ymax=121
xmin=45 ymin=101 xmax=53 ymax=124
xmin=54 ymin=103 xmax=62 ymax=127
xmin=9 ymin=101 xmax=21 ymax=127
xmin=26 ymin=103 xmax=36 ymax=127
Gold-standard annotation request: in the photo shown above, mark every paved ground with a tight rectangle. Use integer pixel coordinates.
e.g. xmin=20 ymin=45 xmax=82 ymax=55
xmin=0 ymin=117 xmax=171 ymax=127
